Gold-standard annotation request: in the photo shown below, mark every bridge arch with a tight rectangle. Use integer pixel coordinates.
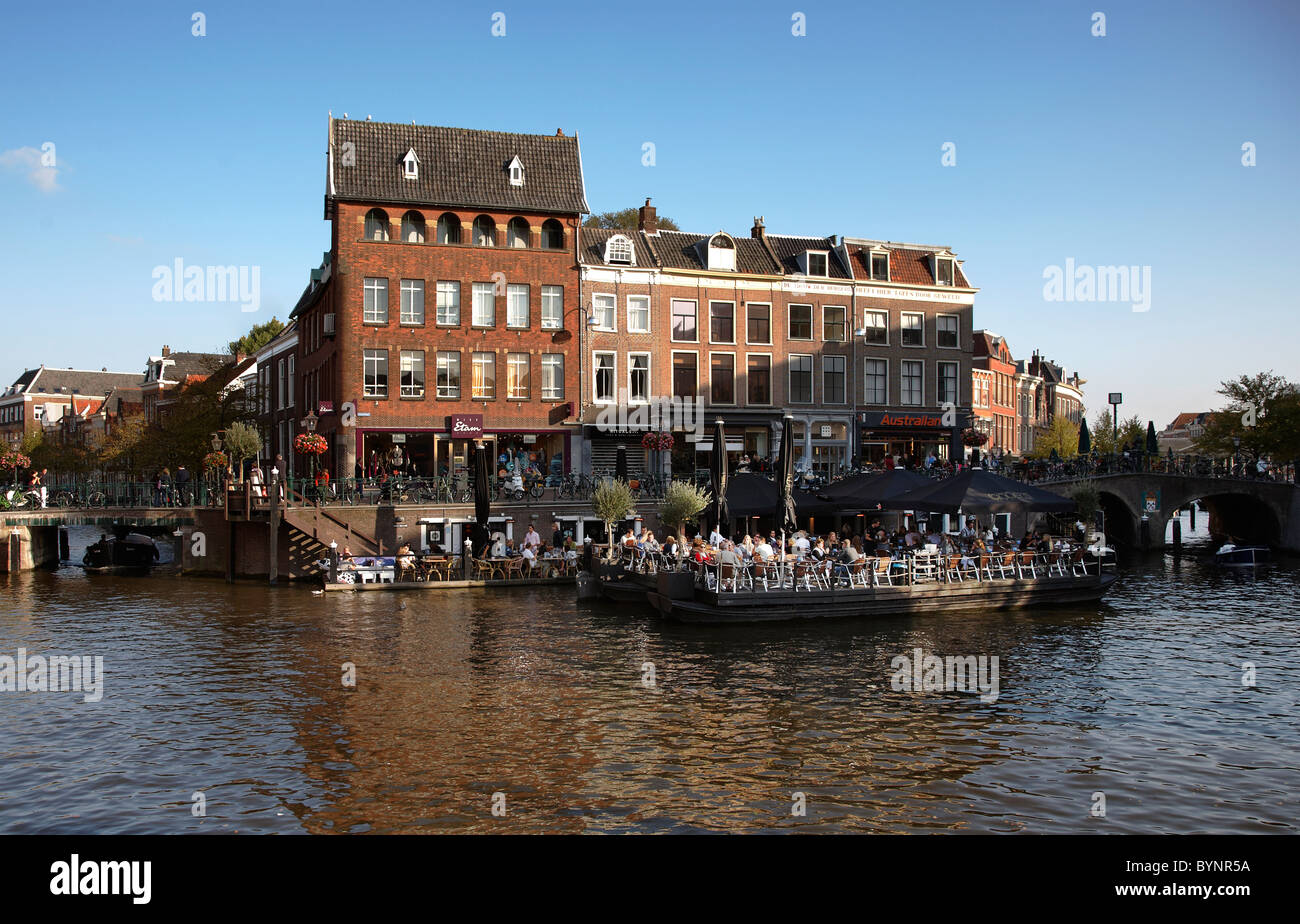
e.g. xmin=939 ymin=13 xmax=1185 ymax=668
xmin=1163 ymin=489 xmax=1281 ymax=546
xmin=1097 ymin=488 xmax=1141 ymax=547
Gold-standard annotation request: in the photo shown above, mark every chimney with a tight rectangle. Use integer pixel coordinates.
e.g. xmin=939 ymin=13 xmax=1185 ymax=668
xmin=161 ymin=345 xmax=171 ymax=357
xmin=751 ymin=215 xmax=766 ymax=239
xmin=637 ymin=198 xmax=657 ymax=234
xmin=556 ymin=128 xmax=564 ymax=136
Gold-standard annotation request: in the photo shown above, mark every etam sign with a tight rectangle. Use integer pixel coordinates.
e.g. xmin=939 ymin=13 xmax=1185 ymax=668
xmin=448 ymin=414 xmax=483 ymax=438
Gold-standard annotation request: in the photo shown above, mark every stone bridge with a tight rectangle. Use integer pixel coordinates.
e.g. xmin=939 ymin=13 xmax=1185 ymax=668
xmin=1037 ymin=473 xmax=1300 ymax=552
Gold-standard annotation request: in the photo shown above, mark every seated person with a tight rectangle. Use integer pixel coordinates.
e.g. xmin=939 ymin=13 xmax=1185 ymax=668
xmin=521 ymin=544 xmax=537 ymax=571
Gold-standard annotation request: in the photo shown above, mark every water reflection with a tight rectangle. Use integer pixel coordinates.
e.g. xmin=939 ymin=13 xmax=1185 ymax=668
xmin=0 ymin=524 xmax=1294 ymax=833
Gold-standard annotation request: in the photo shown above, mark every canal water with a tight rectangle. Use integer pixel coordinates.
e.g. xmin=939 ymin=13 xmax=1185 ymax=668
xmin=0 ymin=516 xmax=1295 ymax=834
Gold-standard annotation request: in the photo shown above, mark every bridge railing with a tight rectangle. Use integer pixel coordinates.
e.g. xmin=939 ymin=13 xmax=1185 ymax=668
xmin=1000 ymin=454 xmax=1296 ymax=486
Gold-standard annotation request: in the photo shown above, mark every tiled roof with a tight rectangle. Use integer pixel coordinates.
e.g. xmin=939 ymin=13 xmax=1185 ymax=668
xmin=17 ymin=367 xmax=142 ymax=396
xmin=329 ymin=118 xmax=589 ymax=215
xmin=764 ymin=235 xmax=852 ymax=279
xmin=646 ymin=230 xmax=782 ymax=275
xmin=848 ymin=246 xmax=972 ymax=288
xmin=160 ymin=352 xmax=229 ymax=381
xmin=578 ymin=227 xmax=658 ymax=268
xmin=1166 ymin=412 xmax=1210 ymax=431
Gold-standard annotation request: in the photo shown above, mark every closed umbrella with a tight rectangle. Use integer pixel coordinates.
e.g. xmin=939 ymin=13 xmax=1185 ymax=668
xmin=1146 ymin=420 xmax=1158 ymax=455
xmin=615 ymin=443 xmax=627 ymax=481
xmin=883 ymin=468 xmax=1076 ymax=514
xmin=1077 ymin=416 xmax=1091 ymax=456
xmin=472 ymin=444 xmax=492 ymax=557
xmin=775 ymin=415 xmax=798 ymax=534
xmin=710 ymin=419 xmax=729 ymax=534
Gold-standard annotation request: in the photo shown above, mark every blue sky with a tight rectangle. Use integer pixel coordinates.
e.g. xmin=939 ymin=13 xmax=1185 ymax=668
xmin=1 ymin=0 xmax=1296 ymax=428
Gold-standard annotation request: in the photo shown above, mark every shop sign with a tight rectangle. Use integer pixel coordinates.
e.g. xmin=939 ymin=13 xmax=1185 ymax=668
xmin=391 ymin=434 xmax=406 ymax=444
xmin=522 ymin=435 xmax=537 ymax=444
xmin=448 ymin=414 xmax=483 ymax=438
xmin=859 ymin=412 xmax=947 ymax=429
xmin=318 ymin=401 xmax=333 ymax=414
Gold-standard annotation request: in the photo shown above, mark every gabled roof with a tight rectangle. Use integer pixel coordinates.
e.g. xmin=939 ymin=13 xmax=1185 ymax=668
xmin=647 ymin=230 xmax=782 ymax=275
xmin=328 ymin=118 xmax=589 ymax=214
xmin=577 ymin=228 xmax=658 ymax=268
xmin=846 ymin=244 xmax=973 ymax=287
xmin=150 ymin=352 xmax=229 ymax=382
xmin=764 ymin=235 xmax=852 ymax=279
xmin=7 ymin=366 xmax=142 ymax=397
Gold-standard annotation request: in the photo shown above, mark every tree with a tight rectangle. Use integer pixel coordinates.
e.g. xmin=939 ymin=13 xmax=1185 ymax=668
xmin=229 ymin=317 xmax=285 ymax=356
xmin=1028 ymin=416 xmax=1078 ymax=459
xmin=1090 ymin=409 xmax=1115 ymax=455
xmin=1117 ymin=415 xmax=1145 ymax=452
xmin=592 ymin=479 xmax=636 ymax=562
xmin=1195 ymin=371 xmax=1300 ymax=461
xmin=98 ymin=414 xmax=149 ymax=476
xmin=583 ymin=208 xmax=680 ymax=232
xmin=1066 ymin=480 xmax=1100 ymax=521
xmin=659 ymin=480 xmax=709 ymax=566
xmin=222 ymin=422 xmax=262 ymax=479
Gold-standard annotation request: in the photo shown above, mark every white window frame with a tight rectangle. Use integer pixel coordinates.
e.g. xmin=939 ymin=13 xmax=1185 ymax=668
xmin=709 ymin=300 xmax=736 ymax=345
xmin=708 ymin=351 xmax=736 ymax=406
xmin=401 ymin=350 xmax=426 ymax=399
xmin=592 ymin=293 xmax=616 ymax=332
xmin=864 ymin=357 xmax=888 ymax=405
xmin=861 ymin=309 xmax=889 ymax=345
xmin=605 ymin=234 xmax=635 ymax=265
xmin=541 ymin=354 xmax=564 ymax=401
xmin=436 ymin=281 xmax=460 ymax=326
xmin=788 ymin=304 xmax=813 ymax=341
xmin=506 ymin=353 xmax=530 ymax=400
xmin=788 ymin=353 xmax=814 ymax=404
xmin=593 ymin=351 xmax=616 ymax=404
xmin=626 ymin=295 xmax=650 ymax=334
xmin=936 ymin=313 xmax=960 ymax=349
xmin=822 ymin=354 xmax=846 ymax=405
xmin=286 ymin=354 xmax=294 ymax=406
xmin=508 ymin=155 xmax=525 ymax=187
xmin=435 ymin=351 xmax=459 ymax=399
xmin=937 ymin=361 xmax=960 ymax=406
xmin=277 ymin=358 xmax=286 ymax=410
xmin=627 ymin=352 xmax=651 ymax=404
xmin=936 ymin=256 xmax=955 ymax=286
xmin=822 ymin=305 xmax=847 ymax=343
xmin=869 ymin=249 xmax=890 ymax=281
xmin=472 ymin=352 xmax=496 ymax=399
xmin=901 ymin=360 xmax=924 ymax=407
xmin=403 ymin=149 xmax=419 ymax=179
xmin=472 ymin=282 xmax=496 ymax=328
xmin=745 ymin=352 xmax=773 ymax=407
xmin=400 ymin=279 xmax=425 ymax=325
xmin=670 ymin=298 xmax=698 ymax=343
xmin=507 ymin=283 xmax=529 ymax=329
xmin=541 ymin=285 xmax=563 ymax=330
xmin=363 ymin=277 xmax=388 ymax=324
xmin=745 ymin=302 xmax=772 ymax=345
xmin=506 ymin=218 xmax=530 ymax=249
xmin=901 ymin=312 xmax=925 ymax=347
xmin=805 ymin=251 xmax=829 ymax=276
xmin=363 ymin=349 xmax=388 ymax=398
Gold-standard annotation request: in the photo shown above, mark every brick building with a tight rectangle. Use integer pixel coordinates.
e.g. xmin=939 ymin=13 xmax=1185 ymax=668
xmin=973 ymin=330 xmax=1019 ymax=457
xmin=294 ymin=117 xmax=589 ymax=483
xmin=0 ymin=366 xmax=141 ymax=449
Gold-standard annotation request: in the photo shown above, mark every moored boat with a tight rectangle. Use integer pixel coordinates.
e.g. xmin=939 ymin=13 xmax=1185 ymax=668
xmin=1214 ymin=543 xmax=1268 ymax=567
xmin=82 ymin=533 xmax=160 ymax=572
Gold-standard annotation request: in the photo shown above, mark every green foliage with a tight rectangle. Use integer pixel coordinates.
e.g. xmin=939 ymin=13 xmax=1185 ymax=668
xmin=1029 ymin=416 xmax=1078 ymax=459
xmin=660 ymin=480 xmax=709 ymax=533
xmin=592 ymin=478 xmax=636 ymax=559
xmin=1195 ymin=371 xmax=1300 ymax=461
xmin=583 ymin=208 xmax=680 ymax=232
xmin=229 ymin=317 xmax=285 ymax=356
xmin=1067 ymin=480 xmax=1099 ymax=520
xmin=222 ymin=421 xmax=262 ymax=471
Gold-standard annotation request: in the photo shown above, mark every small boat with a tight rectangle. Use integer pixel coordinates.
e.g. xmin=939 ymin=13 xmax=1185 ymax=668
xmin=82 ymin=533 xmax=160 ymax=572
xmin=1214 ymin=543 xmax=1268 ymax=567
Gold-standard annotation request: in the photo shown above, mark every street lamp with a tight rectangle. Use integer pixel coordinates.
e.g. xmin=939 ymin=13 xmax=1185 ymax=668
xmin=577 ymin=306 xmax=601 ymax=470
xmin=1232 ymin=436 xmax=1240 ymax=476
xmin=301 ymin=411 xmax=320 ymax=486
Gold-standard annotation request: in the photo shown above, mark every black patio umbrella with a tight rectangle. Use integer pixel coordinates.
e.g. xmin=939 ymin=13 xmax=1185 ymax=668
xmin=775 ymin=416 xmax=798 ymax=533
xmin=471 ymin=444 xmax=492 ymax=557
xmin=723 ymin=473 xmax=778 ymax=519
xmin=1077 ymin=416 xmax=1091 ymax=455
xmin=882 ymin=468 xmax=1076 ymax=515
xmin=1146 ymin=420 xmax=1158 ymax=455
xmin=710 ymin=419 xmax=729 ymax=533
xmin=817 ymin=468 xmax=931 ymax=512
xmin=615 ymin=443 xmax=628 ymax=481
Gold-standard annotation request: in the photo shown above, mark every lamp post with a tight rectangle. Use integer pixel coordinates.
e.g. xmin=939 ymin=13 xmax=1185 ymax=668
xmin=1108 ymin=393 xmax=1122 ymax=454
xmin=1232 ymin=436 xmax=1240 ymax=477
xmin=577 ymin=307 xmax=600 ymax=475
xmin=301 ymin=410 xmax=319 ymax=487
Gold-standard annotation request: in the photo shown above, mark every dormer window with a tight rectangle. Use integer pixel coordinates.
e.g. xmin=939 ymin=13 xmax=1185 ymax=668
xmin=805 ymin=251 xmax=828 ymax=276
xmin=403 ymin=148 xmax=419 ymax=180
xmin=706 ymin=232 xmax=736 ymax=271
xmin=869 ymin=250 xmax=889 ymax=281
xmin=605 ymin=234 xmax=634 ymax=265
xmin=507 ymin=155 xmax=524 ymax=187
xmin=934 ymin=254 xmax=955 ymax=286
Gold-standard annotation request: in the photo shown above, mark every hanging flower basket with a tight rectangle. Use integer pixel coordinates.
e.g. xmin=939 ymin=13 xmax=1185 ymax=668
xmin=641 ymin=431 xmax=674 ymax=452
xmin=294 ymin=433 xmax=329 ymax=455
xmin=203 ymin=451 xmax=228 ymax=471
xmin=961 ymin=428 xmax=989 ymax=447
xmin=0 ymin=449 xmax=31 ymax=471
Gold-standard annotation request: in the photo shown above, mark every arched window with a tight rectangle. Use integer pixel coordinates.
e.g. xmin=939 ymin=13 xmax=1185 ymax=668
xmin=435 ymin=213 xmax=461 ymax=245
xmin=401 ymin=210 xmax=426 ymax=244
xmin=541 ymin=219 xmax=564 ymax=250
xmin=473 ymin=216 xmax=496 ymax=247
xmin=364 ymin=208 xmax=390 ymax=241
xmin=605 ymin=234 xmax=634 ymax=265
xmin=507 ymin=217 xmax=530 ymax=249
